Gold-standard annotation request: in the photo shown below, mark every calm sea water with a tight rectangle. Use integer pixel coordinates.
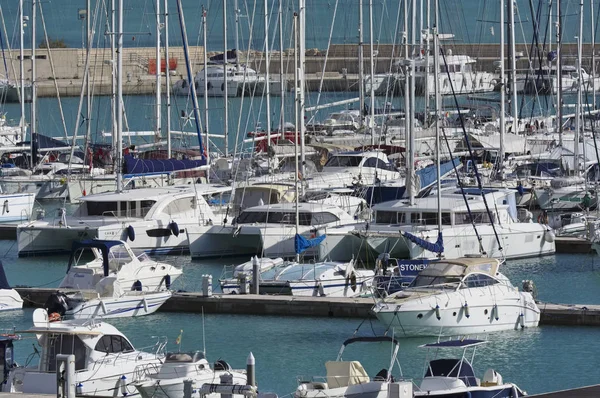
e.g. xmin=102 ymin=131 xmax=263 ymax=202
xmin=2 ymin=234 xmax=600 ymax=396
xmin=0 ymin=0 xmax=595 ymax=53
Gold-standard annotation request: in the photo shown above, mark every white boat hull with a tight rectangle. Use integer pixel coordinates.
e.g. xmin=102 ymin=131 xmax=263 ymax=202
xmin=373 ymin=290 xmax=539 ymax=337
xmin=0 ymin=193 xmax=35 ymax=222
xmin=319 ymin=223 xmax=555 ymax=262
xmin=0 ymin=289 xmax=23 ymax=311
xmin=66 ymin=291 xmax=171 ymax=319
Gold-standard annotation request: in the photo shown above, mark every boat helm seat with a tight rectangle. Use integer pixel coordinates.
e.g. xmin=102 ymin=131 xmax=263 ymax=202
xmin=374 ymin=368 xmax=394 ymax=382
xmin=214 ymin=359 xmax=232 ymax=371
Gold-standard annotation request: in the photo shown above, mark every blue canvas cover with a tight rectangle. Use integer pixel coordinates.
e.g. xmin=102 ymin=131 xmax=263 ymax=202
xmin=402 ymin=231 xmax=444 ymax=254
xmin=123 ymin=155 xmax=206 ymax=175
xmin=294 ymin=234 xmax=326 ymax=255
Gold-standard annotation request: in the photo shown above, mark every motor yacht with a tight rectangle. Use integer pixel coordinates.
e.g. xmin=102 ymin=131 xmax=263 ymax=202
xmin=2 ymin=308 xmax=165 ymax=397
xmin=319 ymin=188 xmax=555 ymax=262
xmin=414 ymin=339 xmax=526 ymax=397
xmin=44 ymin=239 xmax=182 ymax=319
xmin=0 ymin=262 xmax=22 ymax=311
xmin=188 ymin=202 xmax=357 ymax=259
xmin=372 ymin=257 xmax=540 ymax=336
xmin=17 ymin=184 xmax=228 ymax=256
xmin=135 ymin=352 xmax=246 ymax=398
xmin=172 ymin=64 xmax=263 ymax=97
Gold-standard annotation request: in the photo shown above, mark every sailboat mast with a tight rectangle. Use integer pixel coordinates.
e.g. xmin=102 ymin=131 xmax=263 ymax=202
xmin=434 ymin=0 xmax=442 ymax=249
xmin=19 ymin=0 xmax=25 ymax=140
xmin=264 ymin=0 xmax=272 ymax=144
xmin=499 ymin=0 xmax=505 ymax=162
xmin=234 ymin=0 xmax=240 ymax=70
xmin=409 ymin=0 xmax=416 ymax=206
xmin=116 ymin=0 xmax=123 ymax=192
xmin=279 ymin=0 xmax=285 ymax=133
xmin=85 ymin=0 xmax=91 ymax=167
xmin=31 ymin=0 xmax=37 ymax=169
xmin=508 ymin=0 xmax=518 ymax=135
xmin=293 ymin=12 xmax=300 ymax=263
xmin=111 ymin=0 xmax=117 ymax=152
xmin=358 ymin=0 xmax=364 ymax=128
xmin=155 ymin=0 xmax=162 ymax=144
xmin=575 ymin=0 xmax=583 ymax=176
xmin=223 ymin=0 xmax=229 ymax=156
xmin=592 ymin=0 xmax=596 ymax=109
xmin=164 ymin=0 xmax=172 ymax=158
xmin=557 ymin=0 xmax=563 ymax=145
xmin=203 ymin=6 xmax=209 ymax=169
xmin=368 ymin=0 xmax=375 ymax=142
xmin=299 ymin=0 xmax=306 ymax=193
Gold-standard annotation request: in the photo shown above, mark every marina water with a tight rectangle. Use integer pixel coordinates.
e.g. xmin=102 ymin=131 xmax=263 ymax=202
xmin=2 ymin=232 xmax=600 ymax=396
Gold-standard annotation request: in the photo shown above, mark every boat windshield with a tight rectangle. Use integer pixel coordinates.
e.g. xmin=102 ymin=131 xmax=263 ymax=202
xmin=107 ymin=245 xmax=134 ymax=272
xmin=324 ymin=156 xmax=362 ymax=168
xmin=410 ymin=274 xmax=462 ymax=289
xmin=272 ymin=263 xmax=339 ymax=281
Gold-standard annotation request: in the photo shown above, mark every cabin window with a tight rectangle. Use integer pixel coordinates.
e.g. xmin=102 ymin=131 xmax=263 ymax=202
xmin=415 ymin=213 xmax=451 ymax=226
xmin=311 ymin=212 xmax=340 ymax=225
xmin=363 ymin=158 xmax=390 ymax=170
xmin=268 ymin=212 xmax=311 ymax=225
xmin=140 ymin=200 xmax=157 ymax=217
xmin=163 ymin=198 xmax=194 ymax=216
xmin=237 ymin=211 xmax=268 ymax=224
xmin=94 ymin=335 xmax=134 ymax=354
xmin=462 ymin=273 xmax=499 ymax=288
xmin=455 ymin=65 xmax=461 ymax=72
xmin=455 ymin=212 xmax=494 ymax=225
xmin=46 ymin=334 xmax=87 ymax=371
xmin=324 ymin=156 xmax=362 ymax=168
xmin=375 ymin=211 xmax=398 ymax=224
xmin=86 ymin=201 xmax=118 ymax=216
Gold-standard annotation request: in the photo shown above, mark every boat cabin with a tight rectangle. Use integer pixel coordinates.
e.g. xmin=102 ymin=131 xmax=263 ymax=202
xmin=408 ymin=257 xmax=501 ymax=291
xmin=233 ymin=203 xmax=354 ymax=227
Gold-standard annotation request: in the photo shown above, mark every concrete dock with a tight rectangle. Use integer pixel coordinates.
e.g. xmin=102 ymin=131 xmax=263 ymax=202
xmin=14 ymin=287 xmax=600 ymax=326
xmin=554 ymin=236 xmax=594 ymax=254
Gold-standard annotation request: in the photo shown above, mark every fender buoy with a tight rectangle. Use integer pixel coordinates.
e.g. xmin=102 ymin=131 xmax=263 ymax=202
xmin=127 ymin=225 xmax=135 ymax=241
xmin=543 ymin=230 xmax=555 ymax=243
xmin=169 ymin=221 xmax=180 ymax=237
xmin=132 ymin=280 xmax=142 ymax=291
xmin=164 ymin=274 xmax=171 ymax=289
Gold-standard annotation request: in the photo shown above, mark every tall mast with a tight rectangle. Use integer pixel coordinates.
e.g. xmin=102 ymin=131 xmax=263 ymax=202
xmin=164 ymin=0 xmax=172 ymax=157
xmin=499 ymin=0 xmax=505 ymax=163
xmin=31 ymin=0 xmax=37 ymax=169
xmin=575 ymin=0 xmax=583 ymax=176
xmin=85 ymin=0 xmax=91 ymax=167
xmin=116 ymin=0 xmax=123 ymax=192
xmin=203 ymin=6 xmax=209 ymax=168
xmin=434 ymin=0 xmax=442 ymax=252
xmin=293 ymin=12 xmax=300 ymax=262
xmin=19 ymin=0 xmax=25 ymax=140
xmin=557 ymin=0 xmax=563 ymax=144
xmin=592 ymin=0 xmax=597 ymax=109
xmin=278 ymin=0 xmax=285 ymax=132
xmin=358 ymin=0 xmax=364 ymax=128
xmin=155 ymin=0 xmax=162 ymax=144
xmin=234 ymin=0 xmax=240 ymax=70
xmin=424 ymin=0 xmax=431 ymax=122
xmin=111 ymin=0 xmax=117 ymax=152
xmin=404 ymin=0 xmax=410 ymax=185
xmin=409 ymin=0 xmax=416 ymax=205
xmin=508 ymin=0 xmax=518 ymax=135
xmin=223 ymin=0 xmax=229 ymax=156
xmin=299 ymin=0 xmax=306 ymax=191
xmin=368 ymin=0 xmax=375 ymax=143
xmin=264 ymin=0 xmax=272 ymax=145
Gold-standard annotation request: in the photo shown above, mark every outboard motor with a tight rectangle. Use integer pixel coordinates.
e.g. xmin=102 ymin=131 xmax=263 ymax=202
xmin=43 ymin=292 xmax=71 ymax=317
xmin=0 ymin=337 xmax=15 ymax=385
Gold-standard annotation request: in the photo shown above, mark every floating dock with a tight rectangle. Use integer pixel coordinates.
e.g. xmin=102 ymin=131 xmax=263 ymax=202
xmin=554 ymin=236 xmax=594 ymax=254
xmin=14 ymin=288 xmax=600 ymax=326
xmin=530 ymin=385 xmax=600 ymax=397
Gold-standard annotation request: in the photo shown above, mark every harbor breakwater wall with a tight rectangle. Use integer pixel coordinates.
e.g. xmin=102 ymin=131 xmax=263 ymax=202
xmin=3 ymin=43 xmax=599 ymax=97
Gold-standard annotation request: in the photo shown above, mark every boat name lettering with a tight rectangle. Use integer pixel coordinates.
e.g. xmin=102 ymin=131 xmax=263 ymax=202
xmin=398 ymin=263 xmax=427 ymax=272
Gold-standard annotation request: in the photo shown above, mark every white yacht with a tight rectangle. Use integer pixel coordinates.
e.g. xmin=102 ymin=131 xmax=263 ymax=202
xmin=135 ymin=352 xmax=246 ymax=398
xmin=17 ymin=185 xmax=228 ymax=257
xmin=518 ymin=65 xmax=600 ymax=94
xmin=2 ymin=308 xmax=165 ymax=397
xmin=413 ymin=52 xmax=496 ymax=95
xmin=172 ymin=64 xmax=263 ymax=97
xmin=533 ymin=176 xmax=595 ymax=211
xmin=0 ymin=262 xmax=22 ymax=311
xmin=44 ymin=239 xmax=182 ymax=319
xmin=372 ymin=257 xmax=540 ymax=336
xmin=188 ymin=202 xmax=357 ymax=259
xmin=319 ymin=188 xmax=556 ymax=262
xmin=0 ymin=191 xmax=35 ymax=223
